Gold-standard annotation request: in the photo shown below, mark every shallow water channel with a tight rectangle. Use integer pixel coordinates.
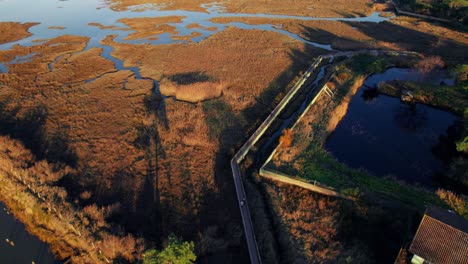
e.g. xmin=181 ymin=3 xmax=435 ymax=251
xmin=325 ymin=68 xmax=459 ymax=188
xmin=0 ymin=202 xmax=60 ymax=263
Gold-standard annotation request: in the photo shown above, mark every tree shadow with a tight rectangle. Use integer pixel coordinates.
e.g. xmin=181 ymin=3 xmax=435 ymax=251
xmin=0 ymin=97 xmax=77 ymax=168
xmin=345 ymin=21 xmax=468 ymax=62
xmin=70 ymin=87 xmax=168 ymax=244
xmin=166 ymin=71 xmax=215 ymax=85
xmin=200 ymin=42 xmax=326 ymax=263
xmin=125 ymin=89 xmax=167 ymax=241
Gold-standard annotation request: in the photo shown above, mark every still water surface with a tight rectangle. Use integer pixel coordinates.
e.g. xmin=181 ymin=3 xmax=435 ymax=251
xmin=0 ymin=202 xmax=60 ymax=263
xmin=325 ymin=68 xmax=458 ymax=187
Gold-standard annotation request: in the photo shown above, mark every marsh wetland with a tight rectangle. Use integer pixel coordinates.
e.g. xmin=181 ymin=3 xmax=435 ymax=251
xmin=0 ymin=0 xmax=466 ymax=263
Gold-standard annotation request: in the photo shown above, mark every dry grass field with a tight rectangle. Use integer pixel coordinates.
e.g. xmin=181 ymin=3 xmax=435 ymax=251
xmin=0 ymin=21 xmax=322 ymax=261
xmin=210 ymin=16 xmax=468 ymax=61
xmin=1 ymin=0 xmax=467 ymax=262
xmin=106 ymin=0 xmax=375 ymax=17
xmin=118 ymin=16 xmax=185 ymax=40
xmin=103 ymin=27 xmax=323 ymax=109
xmin=261 ymin=180 xmax=417 ymax=263
xmin=0 ymin=22 xmax=38 ymax=44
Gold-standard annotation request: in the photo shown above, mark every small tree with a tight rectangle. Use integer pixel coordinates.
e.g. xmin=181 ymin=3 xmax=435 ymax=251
xmin=279 ymin=129 xmax=294 ymax=148
xmin=143 ymin=234 xmax=196 ymax=264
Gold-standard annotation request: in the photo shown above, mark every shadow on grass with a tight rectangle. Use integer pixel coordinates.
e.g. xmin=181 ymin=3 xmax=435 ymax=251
xmin=345 ymin=21 xmax=468 ymax=62
xmin=0 ymin=97 xmax=77 ymax=168
xmin=200 ymin=43 xmax=325 ymax=263
xmin=166 ymin=71 xmax=215 ymax=85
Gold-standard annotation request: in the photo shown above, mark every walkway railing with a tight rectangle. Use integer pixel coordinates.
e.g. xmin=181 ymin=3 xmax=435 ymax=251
xmin=231 ymin=49 xmax=420 ymax=264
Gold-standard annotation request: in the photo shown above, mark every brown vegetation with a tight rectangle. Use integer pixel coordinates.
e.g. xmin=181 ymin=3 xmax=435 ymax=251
xmin=279 ymin=129 xmax=294 ymax=148
xmin=170 ymin=31 xmax=203 ymax=42
xmin=0 ymin=22 xmax=38 ymax=44
xmin=0 ymin=136 xmax=143 ymax=263
xmin=210 ymin=15 xmax=468 ymax=62
xmin=106 ymin=0 xmax=375 ymax=17
xmin=160 ymin=78 xmax=226 ymax=103
xmin=103 ymin=27 xmax=322 ymax=111
xmin=0 ymin=21 xmax=319 ymax=261
xmin=261 ymin=181 xmax=417 ymax=263
xmin=413 ymin=55 xmax=445 ymax=75
xmin=436 ymin=189 xmax=468 ymax=218
xmin=186 ymin=23 xmax=217 ymax=31
xmin=210 ymin=17 xmax=372 ymax=45
xmin=118 ymin=16 xmax=185 ymax=40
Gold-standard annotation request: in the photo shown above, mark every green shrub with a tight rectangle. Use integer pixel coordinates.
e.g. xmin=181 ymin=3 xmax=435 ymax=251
xmin=346 ymin=54 xmax=389 ymax=75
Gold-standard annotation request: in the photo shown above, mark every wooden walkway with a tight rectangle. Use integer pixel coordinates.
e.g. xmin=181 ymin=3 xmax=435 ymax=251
xmin=231 ymin=49 xmax=420 ymax=264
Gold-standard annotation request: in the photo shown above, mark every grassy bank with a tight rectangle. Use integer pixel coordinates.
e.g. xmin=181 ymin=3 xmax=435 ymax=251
xmin=299 ymin=143 xmax=444 ymax=209
xmin=378 ymin=79 xmax=467 ymax=115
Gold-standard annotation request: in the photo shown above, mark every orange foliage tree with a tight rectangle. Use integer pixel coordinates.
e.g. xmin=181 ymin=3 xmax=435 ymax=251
xmin=279 ymin=129 xmax=294 ymax=148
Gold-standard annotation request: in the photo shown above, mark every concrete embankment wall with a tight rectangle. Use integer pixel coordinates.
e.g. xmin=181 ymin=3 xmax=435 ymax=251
xmin=259 ymin=168 xmax=346 ymax=198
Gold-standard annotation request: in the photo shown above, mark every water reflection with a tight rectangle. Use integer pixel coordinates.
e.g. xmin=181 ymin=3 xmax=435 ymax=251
xmin=325 ymin=68 xmax=459 ymax=187
xmin=393 ymin=104 xmax=428 ymax=132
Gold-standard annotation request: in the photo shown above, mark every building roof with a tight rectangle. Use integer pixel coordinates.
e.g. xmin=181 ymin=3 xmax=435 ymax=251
xmin=409 ymin=207 xmax=468 ymax=264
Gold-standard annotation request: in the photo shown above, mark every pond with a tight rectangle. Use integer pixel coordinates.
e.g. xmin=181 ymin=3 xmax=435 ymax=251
xmin=325 ymin=68 xmax=459 ymax=188
xmin=0 ymin=202 xmax=60 ymax=264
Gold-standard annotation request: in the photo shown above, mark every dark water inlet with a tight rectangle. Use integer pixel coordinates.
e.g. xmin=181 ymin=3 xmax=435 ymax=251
xmin=0 ymin=202 xmax=60 ymax=264
xmin=325 ymin=68 xmax=459 ymax=188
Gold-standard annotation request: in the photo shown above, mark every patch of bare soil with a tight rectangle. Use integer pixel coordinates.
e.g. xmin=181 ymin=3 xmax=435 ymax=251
xmin=0 ymin=22 xmax=39 ymax=44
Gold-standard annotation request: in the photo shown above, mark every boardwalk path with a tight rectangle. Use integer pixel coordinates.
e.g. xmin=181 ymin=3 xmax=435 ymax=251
xmin=231 ymin=49 xmax=419 ymax=264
